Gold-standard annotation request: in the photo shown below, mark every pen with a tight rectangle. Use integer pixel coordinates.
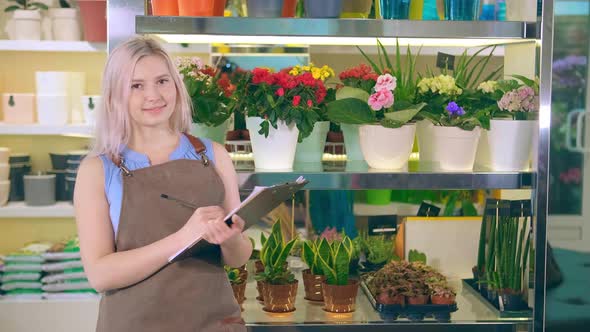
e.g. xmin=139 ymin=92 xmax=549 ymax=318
xmin=160 ymin=193 xmax=233 ymax=227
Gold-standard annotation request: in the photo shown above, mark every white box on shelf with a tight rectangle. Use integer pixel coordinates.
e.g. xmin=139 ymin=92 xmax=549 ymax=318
xmin=69 ymin=72 xmax=86 ymax=123
xmin=81 ymin=95 xmax=101 ymax=126
xmin=2 ymin=93 xmax=36 ymax=124
xmin=36 ymin=72 xmax=69 ymax=95
xmin=37 ymin=95 xmax=69 ymax=125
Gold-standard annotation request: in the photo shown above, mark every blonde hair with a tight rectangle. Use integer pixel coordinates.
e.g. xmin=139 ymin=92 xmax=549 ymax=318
xmin=90 ymin=36 xmax=192 ymax=161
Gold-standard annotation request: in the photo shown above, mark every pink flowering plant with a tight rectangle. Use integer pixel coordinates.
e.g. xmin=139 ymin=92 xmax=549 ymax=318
xmin=327 ymin=40 xmax=426 ymax=128
xmin=477 ymin=75 xmax=539 ymax=121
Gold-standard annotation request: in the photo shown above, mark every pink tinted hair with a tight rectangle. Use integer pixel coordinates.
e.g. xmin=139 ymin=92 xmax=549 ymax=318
xmin=90 ymin=36 xmax=192 ymax=161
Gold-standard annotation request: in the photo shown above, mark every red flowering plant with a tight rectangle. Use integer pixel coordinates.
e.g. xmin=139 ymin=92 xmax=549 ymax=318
xmin=338 ymin=63 xmax=379 ymax=94
xmin=175 ymin=56 xmax=236 ymax=127
xmin=233 ymin=67 xmax=327 ymax=142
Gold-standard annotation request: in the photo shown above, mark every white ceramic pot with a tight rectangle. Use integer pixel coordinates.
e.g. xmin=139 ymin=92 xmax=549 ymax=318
xmin=432 ymin=126 xmax=482 ymax=171
xmin=68 ymin=72 xmax=86 ymax=123
xmin=37 ymin=95 xmax=69 ymax=125
xmin=5 ymin=10 xmax=43 ymax=40
xmin=246 ymin=117 xmax=299 ymax=170
xmin=49 ymin=8 xmax=81 ymax=41
xmin=36 ymin=72 xmax=69 ymax=95
xmin=2 ymin=93 xmax=36 ymax=124
xmin=0 ymin=148 xmax=10 ymax=164
xmin=416 ymin=120 xmax=437 ymax=163
xmin=359 ymin=124 xmax=416 ymax=170
xmin=0 ymin=164 xmax=9 ymax=181
xmin=190 ymin=119 xmax=230 ymax=145
xmin=476 ymin=119 xmax=537 ymax=171
xmin=81 ymin=95 xmax=101 ymax=126
xmin=0 ymin=180 xmax=10 ymax=206
xmin=295 ymin=121 xmax=330 ymax=164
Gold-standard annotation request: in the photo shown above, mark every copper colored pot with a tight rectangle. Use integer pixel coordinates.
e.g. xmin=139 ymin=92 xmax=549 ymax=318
xmin=322 ymin=280 xmax=359 ymax=313
xmin=302 ymin=269 xmax=326 ymax=302
xmin=238 ymin=265 xmax=248 ymax=283
xmin=407 ymin=295 xmax=429 ymax=305
xmin=231 ymin=282 xmax=247 ymax=311
xmin=262 ymin=281 xmax=298 ymax=313
xmin=431 ymin=294 xmax=456 ymax=305
xmin=256 ymin=280 xmax=265 ymax=301
xmin=377 ymin=292 xmax=405 ymax=305
xmin=254 ymin=260 xmax=264 ymax=274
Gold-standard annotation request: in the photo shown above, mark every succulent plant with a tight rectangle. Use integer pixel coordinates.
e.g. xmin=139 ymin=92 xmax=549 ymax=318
xmin=317 ymin=236 xmax=354 ymax=286
xmin=225 ymin=265 xmax=245 ymax=285
xmin=255 ymin=219 xmax=297 ymax=285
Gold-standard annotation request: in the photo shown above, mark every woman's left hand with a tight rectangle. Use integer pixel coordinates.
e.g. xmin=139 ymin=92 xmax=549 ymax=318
xmin=202 ymin=214 xmax=245 ymax=245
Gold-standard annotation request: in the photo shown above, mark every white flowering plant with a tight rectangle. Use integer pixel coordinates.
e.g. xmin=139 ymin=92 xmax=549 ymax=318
xmin=416 ymin=74 xmax=490 ymax=131
xmin=175 ymin=56 xmax=235 ymax=127
xmin=477 ymin=75 xmax=539 ymax=121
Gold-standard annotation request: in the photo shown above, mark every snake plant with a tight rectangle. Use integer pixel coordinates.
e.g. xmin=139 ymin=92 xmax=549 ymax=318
xmin=256 ymin=220 xmax=297 ymax=285
xmin=317 ymin=236 xmax=354 ymax=286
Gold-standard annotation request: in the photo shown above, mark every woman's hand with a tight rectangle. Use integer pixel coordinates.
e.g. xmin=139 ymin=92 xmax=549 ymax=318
xmin=180 ymin=206 xmax=244 ymax=245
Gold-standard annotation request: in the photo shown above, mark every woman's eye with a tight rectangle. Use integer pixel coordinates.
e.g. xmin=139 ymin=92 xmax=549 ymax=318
xmin=131 ymin=83 xmax=142 ymax=89
xmin=158 ymin=79 xmax=169 ymax=85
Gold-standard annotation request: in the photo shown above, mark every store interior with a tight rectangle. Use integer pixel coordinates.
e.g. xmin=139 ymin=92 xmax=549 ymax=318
xmin=0 ymin=0 xmax=588 ymax=331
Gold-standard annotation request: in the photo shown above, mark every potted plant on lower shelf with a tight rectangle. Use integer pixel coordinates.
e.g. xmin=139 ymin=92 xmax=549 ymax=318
xmin=327 ymin=40 xmax=426 ymax=170
xmin=255 ymin=220 xmax=298 ymax=313
xmin=301 ymin=238 xmax=328 ymax=302
xmin=225 ymin=265 xmax=247 ymax=311
xmin=317 ymin=235 xmax=359 ymax=313
xmin=176 ymin=56 xmax=235 ymax=145
xmin=430 ymin=283 xmax=457 ymax=305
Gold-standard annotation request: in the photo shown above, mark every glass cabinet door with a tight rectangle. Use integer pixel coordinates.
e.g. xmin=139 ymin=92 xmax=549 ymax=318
xmin=548 ymin=0 xmax=590 ymax=250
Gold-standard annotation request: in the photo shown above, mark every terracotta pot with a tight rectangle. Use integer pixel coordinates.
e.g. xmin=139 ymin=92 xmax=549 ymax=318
xmin=213 ymin=0 xmax=227 ymax=16
xmin=178 ymin=0 xmax=215 ymax=16
xmin=327 ymin=131 xmax=344 ymax=143
xmin=238 ymin=265 xmax=248 ymax=283
xmin=407 ymin=295 xmax=430 ymax=305
xmin=151 ymin=0 xmax=179 ymax=15
xmin=302 ymin=269 xmax=326 ymax=302
xmin=226 ymin=130 xmax=241 ymax=141
xmin=231 ymin=282 xmax=247 ymax=310
xmin=240 ymin=129 xmax=250 ymax=141
xmin=256 ymin=280 xmax=265 ymax=301
xmin=282 ymin=0 xmax=298 ymax=17
xmin=431 ymin=294 xmax=456 ymax=305
xmin=262 ymin=281 xmax=298 ymax=313
xmin=322 ymin=280 xmax=359 ymax=313
xmin=377 ymin=292 xmax=405 ymax=305
xmin=78 ymin=0 xmax=107 ymax=42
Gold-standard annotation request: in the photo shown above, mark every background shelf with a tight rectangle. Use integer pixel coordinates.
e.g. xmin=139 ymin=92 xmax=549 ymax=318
xmin=0 ymin=40 xmax=107 ymax=53
xmin=0 ymin=202 xmax=74 ymax=218
xmin=0 ymin=124 xmax=93 ymax=136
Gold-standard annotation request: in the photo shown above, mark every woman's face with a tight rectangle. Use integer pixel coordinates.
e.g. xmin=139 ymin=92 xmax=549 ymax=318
xmin=128 ymin=55 xmax=177 ymax=129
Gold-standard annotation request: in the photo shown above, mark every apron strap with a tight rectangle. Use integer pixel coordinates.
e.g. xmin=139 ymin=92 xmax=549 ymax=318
xmin=184 ymin=133 xmax=210 ymax=167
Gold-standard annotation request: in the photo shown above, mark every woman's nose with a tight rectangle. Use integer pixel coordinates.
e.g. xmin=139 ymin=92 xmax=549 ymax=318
xmin=143 ymin=83 xmax=162 ymax=101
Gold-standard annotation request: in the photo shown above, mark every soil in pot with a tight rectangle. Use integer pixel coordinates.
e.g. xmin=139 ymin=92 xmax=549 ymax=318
xmin=431 ymin=294 xmax=456 ymax=305
xmin=302 ymin=269 xmax=326 ymax=302
xmin=262 ymin=281 xmax=299 ymax=313
xmin=322 ymin=279 xmax=359 ymax=313
xmin=407 ymin=295 xmax=429 ymax=305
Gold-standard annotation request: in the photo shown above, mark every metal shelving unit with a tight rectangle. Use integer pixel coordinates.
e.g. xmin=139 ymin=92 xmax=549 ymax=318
xmin=103 ymin=1 xmax=553 ymax=332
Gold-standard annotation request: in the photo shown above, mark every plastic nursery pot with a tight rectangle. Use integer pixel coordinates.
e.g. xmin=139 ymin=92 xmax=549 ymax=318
xmin=282 ymin=0 xmax=298 ymax=17
xmin=262 ymin=281 xmax=299 ymax=313
xmin=322 ymin=279 xmax=359 ymax=313
xmin=78 ymin=0 xmax=107 ymax=42
xmin=407 ymin=295 xmax=430 ymax=305
xmin=256 ymin=280 xmax=265 ymax=302
xmin=500 ymin=291 xmax=528 ymax=311
xmin=302 ymin=269 xmax=326 ymax=302
xmin=377 ymin=292 xmax=405 ymax=305
xmin=178 ymin=0 xmax=215 ymax=16
xmin=431 ymin=294 xmax=456 ymax=305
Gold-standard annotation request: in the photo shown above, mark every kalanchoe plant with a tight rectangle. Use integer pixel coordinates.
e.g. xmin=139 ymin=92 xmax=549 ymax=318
xmin=338 ymin=63 xmax=379 ymax=94
xmin=176 ymin=56 xmax=235 ymax=127
xmin=5 ymin=0 xmax=48 ymax=12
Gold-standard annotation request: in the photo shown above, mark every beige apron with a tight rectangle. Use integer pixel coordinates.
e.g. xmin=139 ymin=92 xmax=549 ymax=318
xmin=96 ymin=134 xmax=245 ymax=332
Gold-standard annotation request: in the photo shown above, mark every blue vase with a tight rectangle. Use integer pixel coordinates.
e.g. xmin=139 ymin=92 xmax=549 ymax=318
xmin=247 ymin=0 xmax=284 ymax=17
xmin=304 ymin=0 xmax=342 ymax=18
xmin=444 ymin=0 xmax=480 ymax=20
xmin=380 ymin=0 xmax=412 ymax=19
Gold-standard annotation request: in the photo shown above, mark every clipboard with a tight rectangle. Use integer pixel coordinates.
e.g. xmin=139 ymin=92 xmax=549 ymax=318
xmin=168 ymin=177 xmax=308 ymax=263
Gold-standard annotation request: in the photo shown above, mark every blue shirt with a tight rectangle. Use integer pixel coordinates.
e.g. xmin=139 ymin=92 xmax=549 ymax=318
xmin=99 ymin=135 xmax=216 ymax=236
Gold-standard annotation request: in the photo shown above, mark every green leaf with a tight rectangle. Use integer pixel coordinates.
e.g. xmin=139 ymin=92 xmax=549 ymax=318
xmin=443 ymin=192 xmax=458 ymax=216
xmin=335 ymin=86 xmax=370 ymax=102
xmin=380 ymin=118 xmax=404 ymax=128
xmin=356 ymin=46 xmax=381 ymax=73
xmin=383 ymin=102 xmax=426 ymax=125
xmin=260 ymin=233 xmax=267 ymax=247
xmin=334 ymin=242 xmax=351 ymax=285
xmin=511 ymin=74 xmax=535 ymax=87
xmin=408 ymin=249 xmax=427 ymax=264
xmin=302 ymin=241 xmax=315 ymax=270
xmin=273 ymin=239 xmax=296 ymax=269
xmin=327 ymin=98 xmax=376 ymax=124
xmin=59 ymin=0 xmax=71 ymax=8
xmin=28 ymin=2 xmax=48 ymax=10
xmin=4 ymin=5 xmax=20 ymax=11
xmin=318 ymin=250 xmax=337 ymax=285
xmin=377 ymin=39 xmax=393 ymax=73
xmin=461 ymin=199 xmax=478 ymax=216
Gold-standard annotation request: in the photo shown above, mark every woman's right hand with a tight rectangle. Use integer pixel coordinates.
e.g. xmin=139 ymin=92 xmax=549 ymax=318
xmin=179 ymin=206 xmax=227 ymax=244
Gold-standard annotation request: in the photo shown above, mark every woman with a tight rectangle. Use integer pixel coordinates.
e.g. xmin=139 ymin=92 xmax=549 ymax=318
xmin=74 ymin=37 xmax=251 ymax=332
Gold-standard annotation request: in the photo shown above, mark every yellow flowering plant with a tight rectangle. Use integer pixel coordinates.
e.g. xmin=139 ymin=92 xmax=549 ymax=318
xmin=289 ymin=63 xmax=335 ymax=81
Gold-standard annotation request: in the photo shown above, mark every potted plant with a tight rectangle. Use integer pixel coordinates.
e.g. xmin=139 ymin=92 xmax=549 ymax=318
xmin=403 ymin=279 xmax=430 ymax=305
xmin=317 ymin=235 xmax=359 ymax=313
xmin=47 ymin=0 xmax=81 ymax=41
xmin=254 ymin=233 xmax=266 ymax=301
xmin=358 ymin=233 xmax=397 ymax=271
xmin=430 ymin=283 xmax=457 ymax=305
xmin=176 ymin=56 xmax=235 ymax=145
xmin=367 ymin=261 xmax=408 ymax=305
xmin=4 ymin=0 xmax=49 ymax=41
xmin=225 ymin=265 xmax=247 ymax=311
xmin=289 ymin=64 xmax=336 ymax=164
xmin=475 ymin=76 xmax=539 ymax=171
xmin=255 ymin=220 xmax=298 ymax=313
xmin=301 ymin=238 xmax=328 ymax=302
xmin=328 ymin=40 xmax=426 ymax=170
xmin=233 ymin=67 xmax=325 ymax=170
xmin=417 ymin=74 xmax=490 ymax=171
